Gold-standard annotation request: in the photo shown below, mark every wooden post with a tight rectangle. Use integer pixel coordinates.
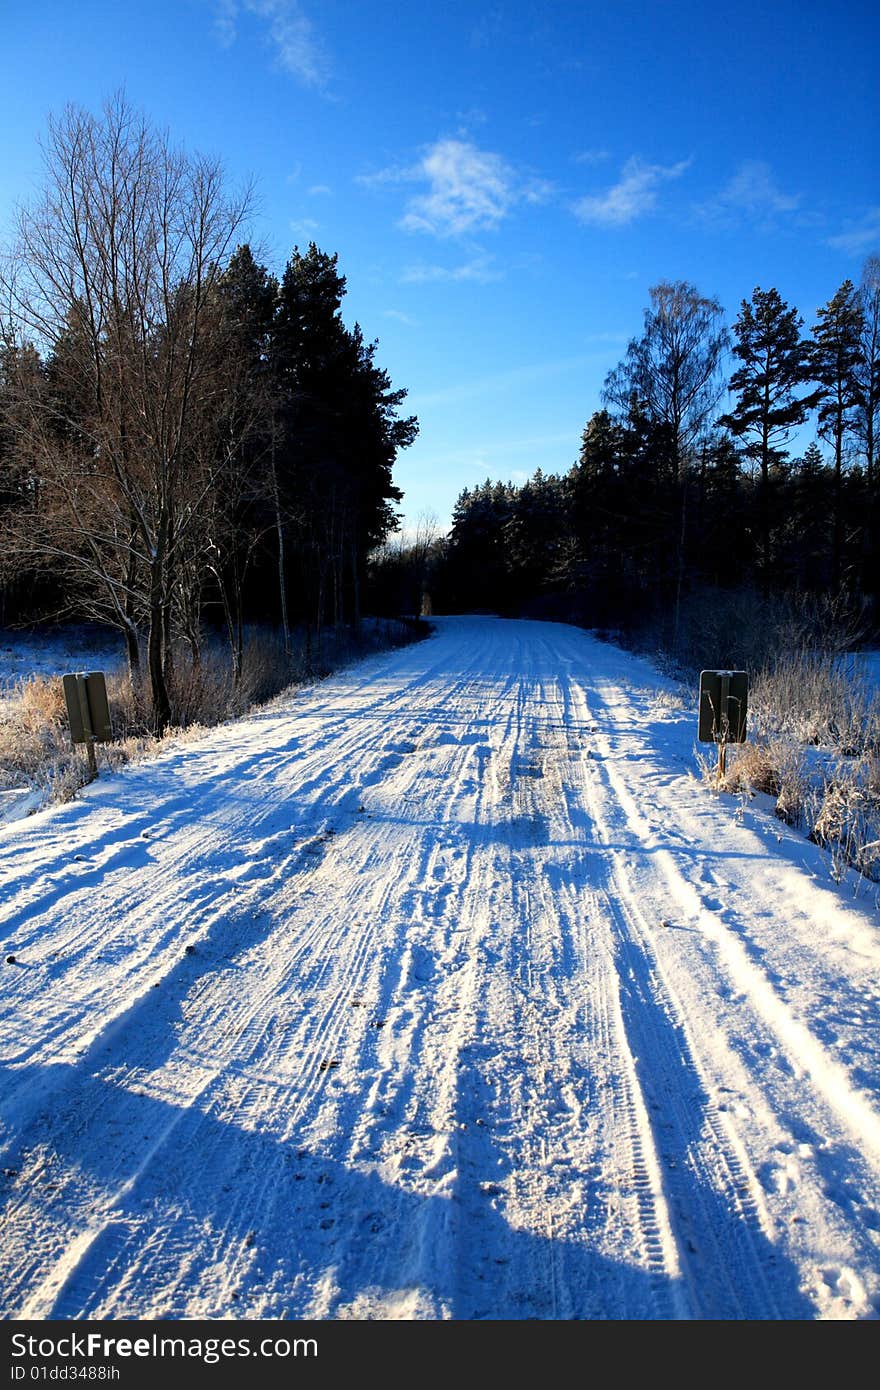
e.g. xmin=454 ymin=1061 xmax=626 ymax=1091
xmin=74 ymin=675 xmax=98 ymax=783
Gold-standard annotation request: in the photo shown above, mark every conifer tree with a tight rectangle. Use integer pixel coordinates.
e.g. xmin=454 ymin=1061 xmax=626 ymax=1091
xmin=272 ymin=243 xmax=415 ymax=630
xmin=718 ymin=287 xmax=818 ymax=590
xmin=812 ymin=280 xmax=865 ymax=588
xmin=854 ymin=256 xmax=880 ymax=488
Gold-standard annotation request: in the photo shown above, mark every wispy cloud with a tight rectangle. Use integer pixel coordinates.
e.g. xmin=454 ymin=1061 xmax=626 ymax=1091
xmin=361 ymin=138 xmax=551 ymax=239
xmin=574 ymin=156 xmax=691 ymax=226
xmin=289 ymin=217 xmax=320 ymax=236
xmin=212 ymin=1 xmax=329 ymax=89
xmin=699 ymin=160 xmax=800 ymax=227
xmin=308 ymin=183 xmax=332 ymax=196
xmin=827 ymin=207 xmax=880 ymax=257
xmin=409 ymin=355 xmax=608 ymax=410
xmin=214 ymin=0 xmax=238 ymax=46
xmin=573 ymin=149 xmax=611 ymax=166
xmin=400 ymin=256 xmax=502 ymax=285
xmin=383 ymin=309 xmax=418 ymax=327
xmin=470 ymin=7 xmax=504 ymax=49
xmin=413 ymin=430 xmax=585 ymax=475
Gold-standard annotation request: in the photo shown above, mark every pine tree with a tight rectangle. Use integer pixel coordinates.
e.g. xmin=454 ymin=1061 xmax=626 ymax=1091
xmin=812 ymin=280 xmax=865 ymax=589
xmin=854 ymin=256 xmax=880 ymax=489
xmin=788 ymin=442 xmax=833 ymax=591
xmin=446 ymin=480 xmax=514 ymax=612
xmin=854 ymin=257 xmax=880 ymax=597
xmin=207 ymin=246 xmax=279 ymax=675
xmin=718 ymin=287 xmax=818 ymax=592
xmin=271 ymin=243 xmax=415 ymax=630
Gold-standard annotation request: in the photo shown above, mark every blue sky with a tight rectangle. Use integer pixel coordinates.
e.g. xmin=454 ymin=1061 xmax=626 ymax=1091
xmin=2 ymin=0 xmax=878 ymax=531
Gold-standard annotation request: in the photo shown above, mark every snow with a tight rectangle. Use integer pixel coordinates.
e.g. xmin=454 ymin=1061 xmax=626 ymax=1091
xmin=852 ymin=649 xmax=880 ymax=693
xmin=0 ymin=626 xmax=125 ymax=700
xmin=1 ymin=615 xmax=880 ymax=1319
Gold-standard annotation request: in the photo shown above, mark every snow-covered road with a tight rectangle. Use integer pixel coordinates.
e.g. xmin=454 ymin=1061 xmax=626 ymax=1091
xmin=2 ymin=616 xmax=880 ymax=1320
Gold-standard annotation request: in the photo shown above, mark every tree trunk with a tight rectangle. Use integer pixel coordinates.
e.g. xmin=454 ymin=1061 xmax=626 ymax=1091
xmin=233 ymin=553 xmax=244 ymax=693
xmin=350 ymin=538 xmax=361 ymax=634
xmin=270 ymin=436 xmax=290 ymax=654
xmin=123 ymin=523 xmax=141 ymax=683
xmin=672 ymin=468 xmax=688 ymax=653
xmin=215 ymin=567 xmax=241 ymax=688
xmin=760 ymin=453 xmax=770 ymax=600
xmin=124 ymin=623 xmax=141 ymax=683
xmin=162 ymin=513 xmax=175 ymax=685
xmin=148 ymin=572 xmax=172 ymax=735
xmin=147 ymin=510 xmax=172 ymax=734
xmin=833 ymin=418 xmax=843 ymax=591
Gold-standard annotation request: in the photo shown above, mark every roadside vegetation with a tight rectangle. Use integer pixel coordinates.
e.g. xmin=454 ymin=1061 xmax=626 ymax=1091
xmin=0 ymin=619 xmax=424 ymax=814
xmin=637 ymin=589 xmax=880 ymax=886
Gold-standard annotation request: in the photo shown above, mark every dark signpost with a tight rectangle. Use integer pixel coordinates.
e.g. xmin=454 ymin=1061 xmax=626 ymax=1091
xmin=698 ymin=669 xmax=748 ymax=778
xmin=62 ymin=672 xmax=112 ymax=781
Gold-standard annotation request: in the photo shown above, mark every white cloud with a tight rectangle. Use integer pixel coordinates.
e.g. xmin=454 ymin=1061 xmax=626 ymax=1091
xmin=213 ymin=2 xmax=329 ymax=89
xmin=403 ymin=140 xmax=516 ymax=237
xmin=522 ymin=176 xmax=556 ymax=205
xmin=573 ymin=149 xmax=611 ymax=166
xmin=414 ymin=430 xmax=584 ymax=470
xmin=214 ymin=0 xmax=238 ymax=46
xmin=383 ymin=309 xmax=418 ymax=327
xmin=827 ymin=207 xmax=880 ymax=257
xmin=361 ymin=139 xmax=550 ymax=239
xmin=574 ymin=156 xmax=691 ymax=226
xmin=308 ymin=184 xmax=332 ymax=196
xmin=400 ymin=256 xmax=502 ymax=285
xmin=289 ymin=217 xmax=319 ymax=236
xmin=714 ymin=160 xmax=800 ymax=217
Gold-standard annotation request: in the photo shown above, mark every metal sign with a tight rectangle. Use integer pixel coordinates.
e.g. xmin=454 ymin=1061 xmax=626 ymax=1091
xmin=698 ymin=670 xmax=748 ymax=745
xmin=62 ymin=672 xmax=112 ymax=744
xmin=62 ymin=672 xmax=112 ymax=781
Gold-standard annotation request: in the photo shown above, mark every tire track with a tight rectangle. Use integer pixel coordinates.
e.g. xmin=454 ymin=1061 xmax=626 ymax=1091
xmin=573 ymin=665 xmax=879 ymax=1317
xmin=4 ymin=618 xmax=880 ymax=1319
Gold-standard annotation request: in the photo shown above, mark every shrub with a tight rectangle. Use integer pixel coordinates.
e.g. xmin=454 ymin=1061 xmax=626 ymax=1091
xmin=0 ymin=619 xmax=426 ymax=815
xmin=658 ymin=585 xmax=880 ymax=884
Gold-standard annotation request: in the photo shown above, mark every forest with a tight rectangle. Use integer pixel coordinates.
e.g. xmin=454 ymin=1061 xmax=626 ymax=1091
xmin=0 ymin=98 xmax=417 ymax=733
xmin=374 ymin=266 xmax=880 ymax=671
xmin=3 ymin=99 xmax=880 ymax=732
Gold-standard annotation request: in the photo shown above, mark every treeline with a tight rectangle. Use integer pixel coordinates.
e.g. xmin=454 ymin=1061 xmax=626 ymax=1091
xmin=411 ymin=268 xmax=879 ymax=648
xmin=0 ymin=97 xmax=416 ymax=730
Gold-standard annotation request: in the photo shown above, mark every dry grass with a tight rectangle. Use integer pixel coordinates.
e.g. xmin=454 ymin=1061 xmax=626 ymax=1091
xmin=809 ymin=757 xmax=880 ymax=882
xmin=750 ymin=649 xmax=880 ymax=754
xmin=693 ymin=645 xmax=880 ymax=883
xmin=1 ymin=618 xmax=425 ymax=812
xmin=0 ymin=668 xmax=159 ymax=804
xmin=664 ymin=589 xmax=880 ymax=885
xmin=716 ymin=738 xmax=810 ymax=827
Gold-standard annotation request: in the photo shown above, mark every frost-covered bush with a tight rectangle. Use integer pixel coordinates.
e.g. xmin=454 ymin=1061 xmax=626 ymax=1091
xmin=0 ymin=619 xmax=425 ymax=815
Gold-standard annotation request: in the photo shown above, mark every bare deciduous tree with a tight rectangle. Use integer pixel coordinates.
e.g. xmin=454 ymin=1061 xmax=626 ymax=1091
xmin=603 ymin=280 xmax=729 ymax=481
xmin=0 ymin=94 xmax=253 ymax=731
